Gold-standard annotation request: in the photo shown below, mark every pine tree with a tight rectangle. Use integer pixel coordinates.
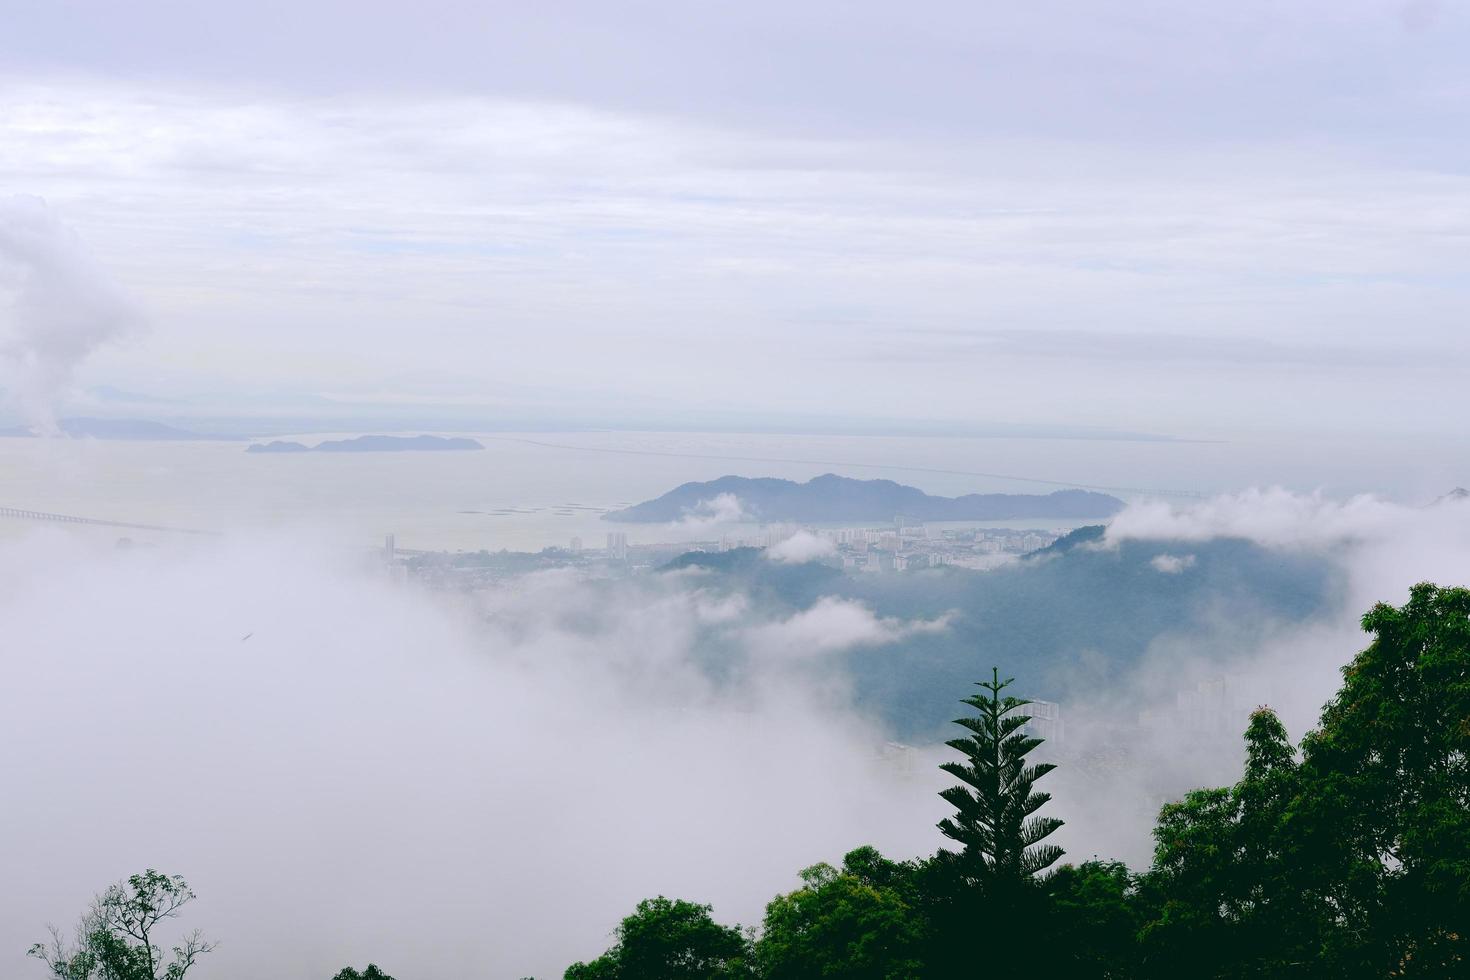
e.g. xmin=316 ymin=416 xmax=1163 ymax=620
xmin=938 ymin=667 xmax=1064 ymax=889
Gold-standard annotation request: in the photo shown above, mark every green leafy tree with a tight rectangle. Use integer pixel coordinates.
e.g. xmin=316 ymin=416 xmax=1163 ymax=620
xmin=1136 ymin=785 xmax=1245 ymax=974
xmin=756 ymin=846 xmax=926 ymax=980
xmin=1138 ymin=584 xmax=1470 ymax=977
xmin=1231 ymin=708 xmax=1320 ymax=974
xmin=1295 ymin=583 xmax=1470 ymax=976
xmin=1136 ymin=708 xmax=1322 ymax=978
xmin=29 ymin=871 xmax=214 ymax=980
xmin=565 ymin=896 xmax=751 ymax=980
xmin=332 ymin=967 xmax=396 ymax=980
xmin=1046 ymin=860 xmax=1143 ymax=979
xmin=937 ymin=667 xmax=1064 ymax=887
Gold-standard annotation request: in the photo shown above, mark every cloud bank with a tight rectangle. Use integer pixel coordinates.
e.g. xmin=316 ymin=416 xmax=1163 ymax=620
xmin=6 ymin=486 xmax=1470 ymax=973
xmin=741 ymin=596 xmax=953 ymax=660
xmin=0 ymin=532 xmax=944 ymax=980
xmin=765 ymin=529 xmax=835 ymax=563
xmin=0 ymin=196 xmax=141 ymax=432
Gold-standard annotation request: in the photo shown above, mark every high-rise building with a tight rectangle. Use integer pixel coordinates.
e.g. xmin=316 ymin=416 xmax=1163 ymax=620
xmin=570 ymin=536 xmax=583 ymax=553
xmin=606 ymin=532 xmax=628 ymax=561
xmin=1016 ymin=700 xmax=1063 ymax=743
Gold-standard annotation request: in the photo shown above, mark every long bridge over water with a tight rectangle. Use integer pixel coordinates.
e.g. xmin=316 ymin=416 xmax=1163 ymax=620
xmin=0 ymin=507 xmax=434 ymax=555
xmin=0 ymin=505 xmax=219 ymax=536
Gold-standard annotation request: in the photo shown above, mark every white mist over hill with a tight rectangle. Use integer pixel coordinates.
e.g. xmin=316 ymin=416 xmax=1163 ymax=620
xmin=3 ymin=487 xmax=1469 ymax=977
xmin=1045 ymin=488 xmax=1470 ymax=863
xmin=0 ymin=532 xmax=945 ymax=980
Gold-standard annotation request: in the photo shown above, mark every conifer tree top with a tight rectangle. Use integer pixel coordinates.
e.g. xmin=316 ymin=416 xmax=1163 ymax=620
xmin=937 ymin=666 xmax=1064 ymax=887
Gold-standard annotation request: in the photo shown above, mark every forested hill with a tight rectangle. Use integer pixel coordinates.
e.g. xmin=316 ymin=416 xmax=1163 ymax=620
xmin=605 ymin=473 xmax=1123 ymax=523
xmin=666 ymin=530 xmax=1339 ymax=739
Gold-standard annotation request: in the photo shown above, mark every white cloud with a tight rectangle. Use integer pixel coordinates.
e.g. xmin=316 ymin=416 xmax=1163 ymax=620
xmin=0 ymin=195 xmax=142 ymax=431
xmin=741 ymin=596 xmax=952 ymax=659
xmin=692 ymin=589 xmax=751 ymax=624
xmin=1149 ymin=553 xmax=1197 ymax=573
xmin=0 ymin=532 xmax=946 ymax=980
xmin=687 ymin=492 xmax=748 ymax=523
xmin=658 ymin=492 xmax=752 ymax=538
xmin=1107 ymin=486 xmax=1432 ymax=549
xmin=766 ymin=529 xmax=835 ymax=563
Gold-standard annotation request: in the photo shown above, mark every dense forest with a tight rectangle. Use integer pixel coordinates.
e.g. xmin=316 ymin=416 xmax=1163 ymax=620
xmin=30 ymin=585 xmax=1467 ymax=979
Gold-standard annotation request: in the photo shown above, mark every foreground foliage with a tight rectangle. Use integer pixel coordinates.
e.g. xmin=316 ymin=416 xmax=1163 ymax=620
xmin=757 ymin=847 xmax=926 ymax=980
xmin=29 ymin=871 xmax=213 ymax=980
xmin=564 ymin=897 xmax=752 ymax=979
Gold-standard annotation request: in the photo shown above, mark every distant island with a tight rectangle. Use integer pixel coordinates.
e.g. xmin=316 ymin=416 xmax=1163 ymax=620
xmin=246 ymin=434 xmax=485 ymax=454
xmin=0 ymin=417 xmax=230 ymax=440
xmin=604 ymin=474 xmax=1124 ymax=523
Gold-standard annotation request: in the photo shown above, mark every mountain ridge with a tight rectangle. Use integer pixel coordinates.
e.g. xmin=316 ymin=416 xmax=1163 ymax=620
xmin=604 ymin=473 xmax=1124 ymax=523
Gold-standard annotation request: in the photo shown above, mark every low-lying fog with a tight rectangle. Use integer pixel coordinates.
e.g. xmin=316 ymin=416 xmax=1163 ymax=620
xmin=3 ymin=488 xmax=1468 ymax=978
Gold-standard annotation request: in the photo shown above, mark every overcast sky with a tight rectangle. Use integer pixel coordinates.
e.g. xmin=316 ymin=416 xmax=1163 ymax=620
xmin=2 ymin=0 xmax=1468 ymax=436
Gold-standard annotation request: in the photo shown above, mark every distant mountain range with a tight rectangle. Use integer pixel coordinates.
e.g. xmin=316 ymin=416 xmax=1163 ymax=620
xmin=604 ymin=474 xmax=1124 ymax=523
xmin=246 ymin=434 xmax=485 ymax=454
xmin=0 ymin=417 xmax=231 ymax=440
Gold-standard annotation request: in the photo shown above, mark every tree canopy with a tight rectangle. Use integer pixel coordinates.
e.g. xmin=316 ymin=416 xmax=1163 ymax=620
xmin=756 ymin=847 xmax=926 ymax=980
xmin=29 ymin=871 xmax=213 ymax=980
xmin=564 ymin=896 xmax=752 ymax=980
xmin=332 ymin=967 xmax=397 ymax=980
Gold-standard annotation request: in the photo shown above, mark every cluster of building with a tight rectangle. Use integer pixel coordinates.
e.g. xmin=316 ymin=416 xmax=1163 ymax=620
xmin=381 ymin=521 xmax=1068 ymax=588
xmin=719 ymin=522 xmax=1064 ymax=572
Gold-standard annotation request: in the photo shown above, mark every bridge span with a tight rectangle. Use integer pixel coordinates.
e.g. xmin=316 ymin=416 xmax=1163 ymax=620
xmin=0 ymin=505 xmax=218 ymax=536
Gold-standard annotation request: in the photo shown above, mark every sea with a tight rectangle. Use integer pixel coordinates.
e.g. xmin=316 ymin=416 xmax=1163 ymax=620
xmin=0 ymin=429 xmax=1464 ymax=552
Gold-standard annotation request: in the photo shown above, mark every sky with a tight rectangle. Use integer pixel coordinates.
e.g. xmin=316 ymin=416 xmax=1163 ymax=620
xmin=2 ymin=0 xmax=1469 ymax=436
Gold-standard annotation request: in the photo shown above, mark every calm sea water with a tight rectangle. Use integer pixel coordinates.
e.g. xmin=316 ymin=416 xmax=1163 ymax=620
xmin=0 ymin=429 xmax=1463 ymax=552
